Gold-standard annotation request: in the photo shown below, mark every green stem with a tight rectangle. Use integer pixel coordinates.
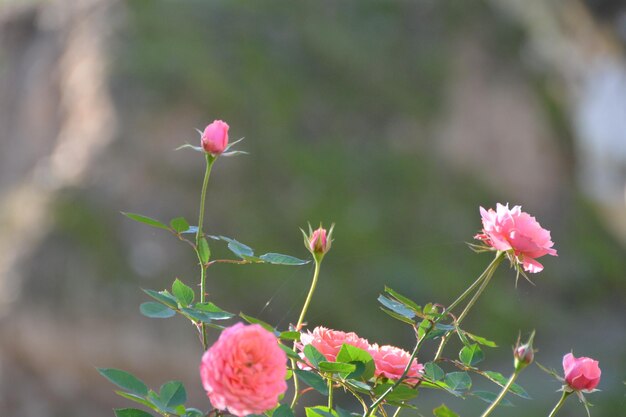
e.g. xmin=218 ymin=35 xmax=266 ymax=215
xmin=434 ymin=251 xmax=504 ymax=361
xmin=295 ymin=259 xmax=322 ymax=331
xmin=480 ymin=370 xmax=519 ymax=417
xmin=391 ymin=407 xmax=402 ymax=417
xmin=328 ymin=378 xmax=333 ymax=409
xmin=548 ymin=391 xmax=571 ymax=417
xmin=291 ymin=259 xmax=322 ymax=408
xmin=196 ymin=154 xmax=214 ymax=350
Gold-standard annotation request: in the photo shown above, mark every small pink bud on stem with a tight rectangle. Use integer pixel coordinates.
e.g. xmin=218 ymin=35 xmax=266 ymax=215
xmin=201 ymin=120 xmax=229 ymax=155
xmin=514 ymin=331 xmax=535 ymax=372
xmin=303 ymin=223 xmax=334 ymax=261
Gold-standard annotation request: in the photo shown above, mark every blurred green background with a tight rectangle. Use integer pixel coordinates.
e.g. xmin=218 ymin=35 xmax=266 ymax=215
xmin=0 ymin=0 xmax=625 ymax=416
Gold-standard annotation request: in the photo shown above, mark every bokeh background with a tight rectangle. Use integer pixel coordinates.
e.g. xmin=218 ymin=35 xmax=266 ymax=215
xmin=1 ymin=0 xmax=625 ymax=416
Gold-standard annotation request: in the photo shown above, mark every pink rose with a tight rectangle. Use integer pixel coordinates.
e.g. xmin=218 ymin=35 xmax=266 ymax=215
xmin=475 ymin=203 xmax=557 ymax=273
xmin=562 ymin=353 xmax=601 ymax=392
xmin=200 ymin=323 xmax=287 ymax=417
xmin=201 ymin=120 xmax=229 ymax=155
xmin=309 ymin=227 xmax=328 ymax=254
xmin=299 ymin=326 xmax=370 ymax=363
xmin=369 ymin=344 xmax=424 ymax=383
xmin=303 ymin=224 xmax=334 ymax=259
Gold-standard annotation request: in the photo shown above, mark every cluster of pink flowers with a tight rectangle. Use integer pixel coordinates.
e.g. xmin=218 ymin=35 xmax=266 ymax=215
xmin=299 ymin=326 xmax=424 ymax=383
xmin=475 ymin=203 xmax=557 ymax=273
xmin=199 ymin=323 xmax=287 ymax=417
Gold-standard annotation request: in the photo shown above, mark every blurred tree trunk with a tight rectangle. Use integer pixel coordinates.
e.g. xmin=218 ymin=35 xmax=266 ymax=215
xmin=490 ymin=0 xmax=626 ymax=244
xmin=0 ymin=0 xmax=117 ymax=313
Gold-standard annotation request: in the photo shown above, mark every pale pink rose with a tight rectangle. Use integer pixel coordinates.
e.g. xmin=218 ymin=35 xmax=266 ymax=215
xmin=369 ymin=344 xmax=424 ymax=383
xmin=299 ymin=326 xmax=370 ymax=363
xmin=200 ymin=323 xmax=287 ymax=417
xmin=201 ymin=120 xmax=229 ymax=155
xmin=475 ymin=203 xmax=557 ymax=273
xmin=563 ymin=353 xmax=601 ymax=392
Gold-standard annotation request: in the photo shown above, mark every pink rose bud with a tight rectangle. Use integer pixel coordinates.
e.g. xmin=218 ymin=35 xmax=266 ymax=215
xmin=201 ymin=120 xmax=229 ymax=155
xmin=303 ymin=224 xmax=334 ymax=260
xmin=200 ymin=323 xmax=287 ymax=417
xmin=514 ymin=331 xmax=535 ymax=371
xmin=514 ymin=344 xmax=534 ymax=370
xmin=309 ymin=228 xmax=328 ymax=253
xmin=475 ymin=203 xmax=557 ymax=273
xmin=562 ymin=353 xmax=601 ymax=392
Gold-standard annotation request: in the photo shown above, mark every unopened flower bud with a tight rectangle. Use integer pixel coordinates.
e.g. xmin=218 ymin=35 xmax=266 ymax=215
xmin=514 ymin=344 xmax=534 ymax=369
xmin=514 ymin=331 xmax=535 ymax=372
xmin=201 ymin=120 xmax=229 ymax=155
xmin=303 ymin=223 xmax=334 ymax=261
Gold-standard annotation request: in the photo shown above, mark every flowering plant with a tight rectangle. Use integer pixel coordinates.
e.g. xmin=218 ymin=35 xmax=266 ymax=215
xmin=99 ymin=121 xmax=600 ymax=417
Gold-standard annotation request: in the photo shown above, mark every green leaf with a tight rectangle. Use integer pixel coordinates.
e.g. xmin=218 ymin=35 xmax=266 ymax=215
xmin=472 ymin=391 xmax=514 ymax=407
xmin=456 ymin=327 xmax=471 ymax=347
xmin=459 ymin=344 xmax=484 ymax=367
xmin=294 ymin=370 xmax=329 ymax=395
xmin=219 ymin=236 xmax=255 ymax=258
xmin=384 ymin=286 xmax=421 ymax=312
xmin=483 ymin=371 xmax=531 ymax=399
xmin=146 ymin=390 xmax=164 ymax=411
xmin=140 ymin=302 xmax=175 ymax=318
xmin=180 ymin=308 xmax=218 ymax=323
xmin=303 ymin=345 xmax=326 ymax=368
xmin=115 ymin=391 xmax=157 ymax=411
xmin=380 ymin=307 xmax=416 ymax=325
xmin=465 ymin=332 xmax=497 ymax=348
xmin=114 ymin=409 xmax=155 ymax=417
xmin=159 ymin=381 xmax=187 ymax=408
xmin=318 ymin=361 xmax=357 ymax=374
xmin=142 ymin=289 xmax=178 ymax=309
xmin=444 ymin=372 xmax=472 ymax=392
xmin=336 ymin=344 xmax=375 ymax=380
xmin=373 ymin=383 xmax=419 ymax=402
xmin=239 ymin=312 xmax=275 ymax=333
xmin=432 ymin=404 xmax=459 ymax=417
xmin=198 ymin=237 xmax=211 ymax=264
xmin=273 ymin=404 xmax=295 ymax=417
xmin=305 ymin=407 xmax=337 ymax=417
xmin=183 ymin=409 xmax=204 ymax=417
xmin=335 ymin=407 xmax=354 ymax=417
xmin=98 ymin=368 xmax=148 ymax=396
xmin=344 ymin=379 xmax=372 ymax=392
xmin=279 ymin=344 xmax=301 ymax=360
xmin=378 ymin=295 xmax=415 ymax=319
xmin=423 ymin=362 xmax=445 ymax=381
xmin=259 ymin=253 xmax=310 ymax=265
xmin=181 ymin=226 xmax=199 ymax=235
xmin=194 ymin=302 xmax=234 ymax=320
xmin=279 ymin=331 xmax=301 ymax=341
xmin=172 ymin=279 xmax=194 ymax=307
xmin=169 ymin=217 xmax=190 ymax=233
xmin=122 ymin=212 xmax=169 ymax=230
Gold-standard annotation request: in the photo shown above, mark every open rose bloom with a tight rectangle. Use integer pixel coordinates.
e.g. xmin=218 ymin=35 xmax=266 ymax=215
xmin=475 ymin=203 xmax=557 ymax=273
xmin=563 ymin=353 xmax=601 ymax=392
xmin=200 ymin=323 xmax=287 ymax=417
xmin=299 ymin=326 xmax=370 ymax=363
xmin=369 ymin=344 xmax=424 ymax=383
xmin=298 ymin=326 xmax=423 ymax=384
